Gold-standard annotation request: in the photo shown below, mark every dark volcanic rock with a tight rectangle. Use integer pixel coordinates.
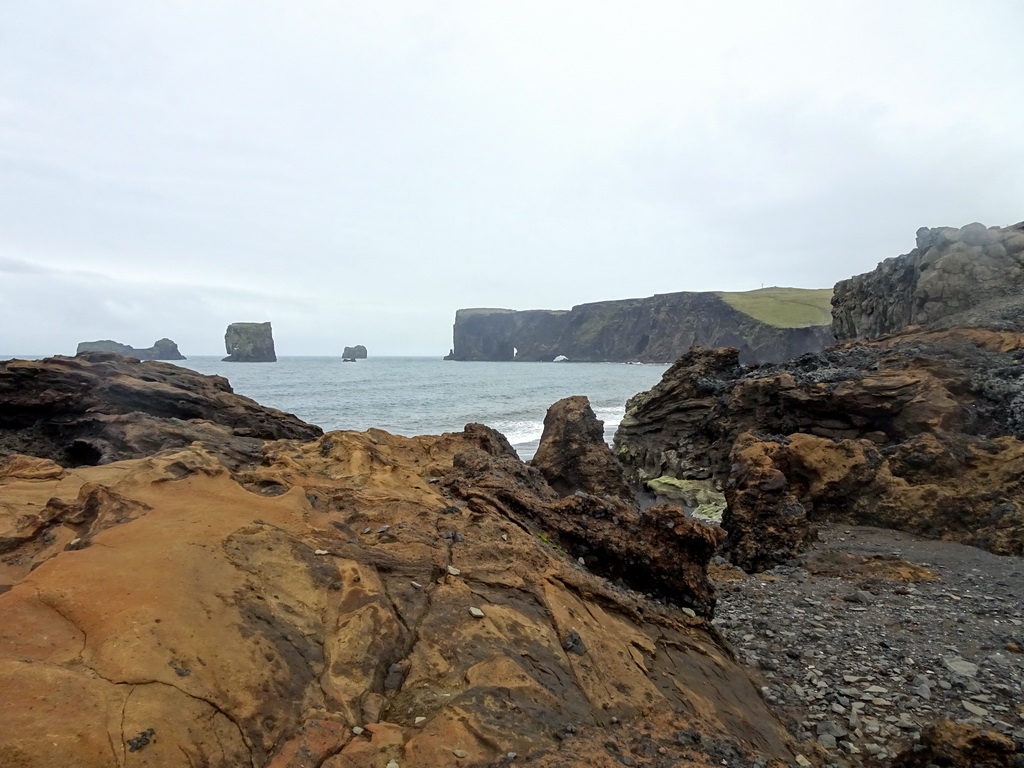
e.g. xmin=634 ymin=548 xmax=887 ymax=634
xmin=446 ymin=290 xmax=834 ymax=363
xmin=223 ymin=321 xmax=277 ymax=362
xmin=442 ymin=424 xmax=722 ymax=617
xmin=0 ymin=353 xmax=321 ymax=467
xmin=342 ymin=344 xmax=367 ymax=359
xmin=530 ymin=396 xmax=633 ymax=502
xmin=76 ymin=337 xmax=186 ymax=360
xmin=832 ymin=220 xmax=1024 ymax=340
xmin=614 ymin=334 xmax=1024 ymax=567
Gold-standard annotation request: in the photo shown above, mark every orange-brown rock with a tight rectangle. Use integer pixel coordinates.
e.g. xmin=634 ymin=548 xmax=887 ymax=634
xmin=721 ymin=432 xmax=817 ymax=573
xmin=0 ymin=353 xmax=322 ymax=467
xmin=0 ymin=426 xmax=795 ymax=768
xmin=890 ymin=719 xmax=1022 ymax=768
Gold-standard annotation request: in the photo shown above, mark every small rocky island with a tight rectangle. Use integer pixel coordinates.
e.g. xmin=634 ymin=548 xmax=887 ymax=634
xmin=342 ymin=344 xmax=367 ymax=361
xmin=444 ymin=287 xmax=835 ymax=363
xmin=222 ymin=321 xmax=276 ymax=362
xmin=76 ymin=337 xmax=185 ymax=360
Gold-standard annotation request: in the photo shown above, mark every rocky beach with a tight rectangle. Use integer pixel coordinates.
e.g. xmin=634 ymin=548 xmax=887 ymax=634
xmin=1 ymin=221 xmax=1023 ymax=767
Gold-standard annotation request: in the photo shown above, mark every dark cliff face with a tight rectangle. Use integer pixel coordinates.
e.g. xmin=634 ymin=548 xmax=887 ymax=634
xmin=832 ymin=221 xmax=1024 ymax=340
xmin=223 ymin=322 xmax=277 ymax=362
xmin=447 ymin=292 xmax=833 ymax=364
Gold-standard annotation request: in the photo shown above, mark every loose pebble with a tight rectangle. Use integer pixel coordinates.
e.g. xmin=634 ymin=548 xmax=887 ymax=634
xmin=713 ymin=524 xmax=1024 ymax=760
xmin=469 ymin=607 xmax=485 ymax=618
xmin=447 ymin=565 xmax=461 ymax=576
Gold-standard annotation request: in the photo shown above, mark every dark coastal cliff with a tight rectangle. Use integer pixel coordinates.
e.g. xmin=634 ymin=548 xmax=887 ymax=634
xmin=76 ymin=337 xmax=185 ymax=360
xmin=446 ymin=288 xmax=835 ymax=363
xmin=832 ymin=220 xmax=1024 ymax=340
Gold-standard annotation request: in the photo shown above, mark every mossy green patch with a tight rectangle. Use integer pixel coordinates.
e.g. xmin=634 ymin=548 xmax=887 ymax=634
xmin=716 ymin=287 xmax=833 ymax=328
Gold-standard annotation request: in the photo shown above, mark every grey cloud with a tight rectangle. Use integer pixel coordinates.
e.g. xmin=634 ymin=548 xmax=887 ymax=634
xmin=1 ymin=1 xmax=1023 ymax=356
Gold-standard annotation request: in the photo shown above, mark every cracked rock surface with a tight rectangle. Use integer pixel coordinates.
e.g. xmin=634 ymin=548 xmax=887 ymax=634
xmin=0 ymin=425 xmax=793 ymax=768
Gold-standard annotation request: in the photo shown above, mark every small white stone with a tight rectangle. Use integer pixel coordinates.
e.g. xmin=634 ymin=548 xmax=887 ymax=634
xmin=447 ymin=565 xmax=461 ymax=576
xmin=351 ymin=726 xmax=364 ymax=735
xmin=386 ymin=761 xmax=400 ymax=768
xmin=411 ymin=581 xmax=423 ymax=589
xmin=453 ymin=749 xmax=468 ymax=758
xmin=314 ymin=549 xmax=328 ymax=555
xmin=681 ymin=607 xmax=696 ymax=618
xmin=501 ymin=533 xmax=508 ymax=541
xmin=469 ymin=607 xmax=485 ymax=618
xmin=577 ymin=557 xmax=585 ymax=565
xmin=414 ymin=716 xmax=426 ymax=724
xmin=795 ymin=756 xmax=812 ymax=767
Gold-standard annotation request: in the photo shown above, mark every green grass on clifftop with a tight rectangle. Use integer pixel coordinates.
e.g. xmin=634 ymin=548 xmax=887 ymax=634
xmin=715 ymin=287 xmax=834 ymax=328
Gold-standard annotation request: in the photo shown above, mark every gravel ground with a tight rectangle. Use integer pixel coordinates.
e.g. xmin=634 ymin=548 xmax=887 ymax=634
xmin=712 ymin=524 xmax=1024 ymax=765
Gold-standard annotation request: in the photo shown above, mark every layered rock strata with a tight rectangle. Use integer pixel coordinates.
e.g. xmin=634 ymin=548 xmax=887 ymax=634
xmin=446 ymin=288 xmax=834 ymax=363
xmin=614 ymin=333 xmax=1024 ymax=568
xmin=832 ymin=220 xmax=1024 ymax=340
xmin=0 ymin=353 xmax=321 ymax=467
xmin=224 ymin=321 xmax=277 ymax=362
xmin=0 ymin=423 xmax=795 ymax=767
xmin=76 ymin=338 xmax=186 ymax=360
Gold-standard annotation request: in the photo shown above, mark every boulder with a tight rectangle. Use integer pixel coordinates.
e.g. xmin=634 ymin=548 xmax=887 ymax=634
xmin=0 ymin=353 xmax=321 ymax=467
xmin=614 ymin=333 xmax=1024 ymax=568
xmin=891 ymin=720 xmax=1021 ymax=768
xmin=342 ymin=345 xmax=367 ymax=359
xmin=223 ymin=322 xmax=276 ymax=362
xmin=530 ymin=396 xmax=632 ymax=501
xmin=0 ymin=425 xmax=795 ymax=767
xmin=832 ymin=220 xmax=1024 ymax=339
xmin=76 ymin=337 xmax=186 ymax=360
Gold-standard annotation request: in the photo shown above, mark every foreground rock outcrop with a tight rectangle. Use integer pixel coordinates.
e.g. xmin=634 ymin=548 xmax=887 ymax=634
xmin=76 ymin=338 xmax=186 ymax=360
xmin=0 ymin=353 xmax=321 ymax=467
xmin=832 ymin=220 xmax=1024 ymax=340
xmin=446 ymin=287 xmax=834 ymax=363
xmin=224 ymin=321 xmax=277 ymax=362
xmin=0 ymin=423 xmax=795 ymax=767
xmin=615 ymin=333 xmax=1024 ymax=568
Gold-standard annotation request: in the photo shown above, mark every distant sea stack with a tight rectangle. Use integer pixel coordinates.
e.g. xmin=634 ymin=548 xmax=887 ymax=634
xmin=76 ymin=338 xmax=185 ymax=361
xmin=342 ymin=345 xmax=367 ymax=360
xmin=223 ymin=322 xmax=276 ymax=362
xmin=832 ymin=220 xmax=1024 ymax=340
xmin=444 ymin=288 xmax=835 ymax=364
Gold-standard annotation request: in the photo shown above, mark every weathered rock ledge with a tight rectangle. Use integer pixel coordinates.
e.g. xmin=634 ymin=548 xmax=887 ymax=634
xmin=0 ymin=353 xmax=320 ymax=467
xmin=0 ymin=428 xmax=794 ymax=768
xmin=614 ymin=332 xmax=1024 ymax=569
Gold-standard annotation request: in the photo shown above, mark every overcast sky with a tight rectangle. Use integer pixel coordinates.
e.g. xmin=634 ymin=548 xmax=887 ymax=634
xmin=2 ymin=1 xmax=1022 ymax=356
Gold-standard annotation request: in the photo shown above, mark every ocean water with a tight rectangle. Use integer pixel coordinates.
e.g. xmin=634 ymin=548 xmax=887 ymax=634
xmin=178 ymin=356 xmax=669 ymax=460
